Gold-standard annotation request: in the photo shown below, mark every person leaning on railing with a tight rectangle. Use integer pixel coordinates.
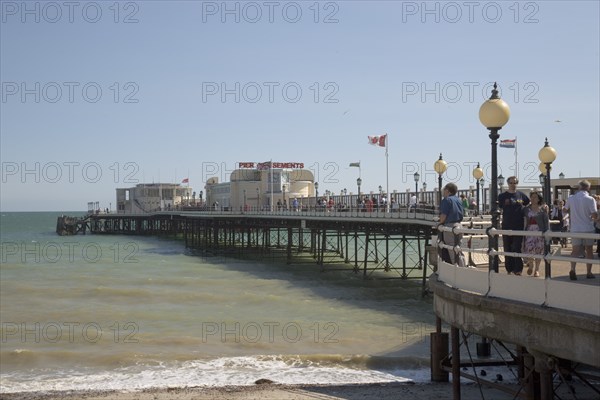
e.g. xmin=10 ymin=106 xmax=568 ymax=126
xmin=437 ymin=182 xmax=464 ymax=265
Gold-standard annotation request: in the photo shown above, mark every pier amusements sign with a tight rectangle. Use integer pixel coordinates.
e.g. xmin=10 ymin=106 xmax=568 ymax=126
xmin=238 ymin=162 xmax=305 ymax=170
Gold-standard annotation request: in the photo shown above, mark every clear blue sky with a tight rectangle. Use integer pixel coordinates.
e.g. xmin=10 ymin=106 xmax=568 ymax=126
xmin=1 ymin=0 xmax=599 ymax=211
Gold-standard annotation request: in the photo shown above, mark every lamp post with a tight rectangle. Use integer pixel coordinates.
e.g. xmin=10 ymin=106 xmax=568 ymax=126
xmin=414 ymin=171 xmax=420 ymax=198
xmin=357 ymin=177 xmax=362 ymax=197
xmin=539 ymin=137 xmax=557 ymax=205
xmin=559 ymin=172 xmax=565 ymax=179
xmin=314 ymin=182 xmax=319 ymax=208
xmin=497 ymin=174 xmax=505 ymax=191
xmin=422 ymin=182 xmax=428 ymax=204
xmin=538 ymin=138 xmax=557 ymax=280
xmin=434 ymin=153 xmax=448 ymax=207
xmin=479 ymin=82 xmax=511 ymax=273
xmin=473 ymin=163 xmax=484 ymax=216
xmin=282 ymin=184 xmax=287 ymax=210
xmin=480 ymin=178 xmax=485 ymax=213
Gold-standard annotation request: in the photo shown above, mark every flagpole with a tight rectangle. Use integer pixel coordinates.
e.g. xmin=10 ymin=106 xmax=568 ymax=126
xmin=514 ymin=136 xmax=518 ymax=179
xmin=387 ymin=135 xmax=390 ymax=212
xmin=271 ymin=159 xmax=274 ymax=212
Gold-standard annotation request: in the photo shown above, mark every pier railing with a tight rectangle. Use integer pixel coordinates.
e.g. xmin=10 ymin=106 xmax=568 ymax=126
xmin=435 ymin=223 xmax=600 ymax=316
xmin=149 ymin=205 xmax=439 ymax=223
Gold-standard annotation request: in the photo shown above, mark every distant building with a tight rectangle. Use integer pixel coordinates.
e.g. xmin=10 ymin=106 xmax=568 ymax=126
xmin=205 ymin=162 xmax=315 ymax=211
xmin=116 ymin=183 xmax=194 ymax=213
xmin=552 ymin=176 xmax=599 ymax=199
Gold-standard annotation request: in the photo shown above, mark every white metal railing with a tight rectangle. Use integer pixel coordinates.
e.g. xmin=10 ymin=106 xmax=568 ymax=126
xmin=435 ymin=223 xmax=600 ymax=316
xmin=145 ymin=206 xmax=440 ymax=222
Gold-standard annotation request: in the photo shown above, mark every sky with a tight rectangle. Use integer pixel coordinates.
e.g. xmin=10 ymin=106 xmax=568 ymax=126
xmin=1 ymin=0 xmax=599 ymax=211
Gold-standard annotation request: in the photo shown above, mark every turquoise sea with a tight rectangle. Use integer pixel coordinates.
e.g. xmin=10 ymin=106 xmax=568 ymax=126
xmin=0 ymin=212 xmax=436 ymax=393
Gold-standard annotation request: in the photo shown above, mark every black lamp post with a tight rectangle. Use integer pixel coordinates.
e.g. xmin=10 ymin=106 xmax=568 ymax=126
xmin=497 ymin=174 xmax=505 ymax=192
xmin=479 ymin=82 xmax=511 ymax=273
xmin=414 ymin=171 xmax=420 ymax=198
xmin=473 ymin=163 xmax=484 ymax=216
xmin=357 ymin=177 xmax=362 ymax=197
xmin=434 ymin=153 xmax=447 ymax=207
xmin=538 ymin=138 xmax=557 ymax=279
xmin=282 ymin=184 xmax=287 ymax=210
xmin=315 ymin=181 xmax=319 ymax=204
xmin=479 ymin=178 xmax=485 ymax=213
xmin=539 ymin=137 xmax=557 ymax=205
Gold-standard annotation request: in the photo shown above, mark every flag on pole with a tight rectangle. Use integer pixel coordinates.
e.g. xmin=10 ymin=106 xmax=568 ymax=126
xmin=499 ymin=139 xmax=516 ymax=148
xmin=257 ymin=161 xmax=272 ymax=170
xmin=349 ymin=162 xmax=360 ymax=168
xmin=368 ymin=134 xmax=387 ymax=147
xmin=181 ymin=178 xmax=189 ymax=183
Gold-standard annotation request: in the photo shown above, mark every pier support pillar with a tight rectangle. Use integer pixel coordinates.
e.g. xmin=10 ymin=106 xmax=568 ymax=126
xmin=451 ymin=326 xmax=460 ymax=399
xmin=537 ymin=356 xmax=554 ymax=400
xmin=523 ymin=351 xmax=537 ymax=400
xmin=430 ymin=331 xmax=449 ymax=382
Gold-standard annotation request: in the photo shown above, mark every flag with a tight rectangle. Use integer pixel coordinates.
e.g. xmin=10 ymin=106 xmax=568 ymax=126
xmin=499 ymin=139 xmax=516 ymax=148
xmin=182 ymin=178 xmax=189 ymax=183
xmin=257 ymin=161 xmax=272 ymax=170
xmin=349 ymin=162 xmax=360 ymax=168
xmin=368 ymin=134 xmax=387 ymax=147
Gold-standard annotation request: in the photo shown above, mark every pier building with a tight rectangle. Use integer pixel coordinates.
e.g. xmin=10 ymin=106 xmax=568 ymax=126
xmin=204 ymin=162 xmax=315 ymax=211
xmin=116 ymin=183 xmax=194 ymax=213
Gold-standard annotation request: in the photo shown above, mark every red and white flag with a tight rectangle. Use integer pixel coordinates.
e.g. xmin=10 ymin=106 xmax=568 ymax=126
xmin=182 ymin=178 xmax=189 ymax=183
xmin=368 ymin=134 xmax=387 ymax=147
xmin=499 ymin=138 xmax=516 ymax=148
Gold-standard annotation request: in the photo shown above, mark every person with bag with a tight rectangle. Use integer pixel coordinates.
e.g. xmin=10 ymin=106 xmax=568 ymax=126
xmin=522 ymin=191 xmax=550 ymax=277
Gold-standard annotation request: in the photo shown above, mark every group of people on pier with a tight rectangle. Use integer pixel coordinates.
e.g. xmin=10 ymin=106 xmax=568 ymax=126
xmin=438 ymin=177 xmax=599 ymax=280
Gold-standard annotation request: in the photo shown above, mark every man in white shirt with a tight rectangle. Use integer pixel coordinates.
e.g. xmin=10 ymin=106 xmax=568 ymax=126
xmin=409 ymin=194 xmax=417 ymax=210
xmin=564 ymin=180 xmax=598 ymax=280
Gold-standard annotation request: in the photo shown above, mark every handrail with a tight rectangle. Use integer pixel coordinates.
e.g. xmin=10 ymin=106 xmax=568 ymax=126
xmin=434 ymin=223 xmax=600 ymax=316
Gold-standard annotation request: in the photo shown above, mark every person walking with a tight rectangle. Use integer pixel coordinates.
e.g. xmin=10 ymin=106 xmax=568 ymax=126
xmin=550 ymin=199 xmax=564 ymax=244
xmin=498 ymin=176 xmax=530 ymax=275
xmin=594 ymin=194 xmax=600 ymax=257
xmin=564 ymin=180 xmax=598 ymax=280
xmin=522 ymin=191 xmax=549 ymax=277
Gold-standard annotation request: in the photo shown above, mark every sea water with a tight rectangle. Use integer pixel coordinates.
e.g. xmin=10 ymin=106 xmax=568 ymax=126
xmin=0 ymin=212 xmax=436 ymax=393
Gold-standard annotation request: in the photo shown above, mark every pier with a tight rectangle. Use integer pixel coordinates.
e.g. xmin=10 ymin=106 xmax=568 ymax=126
xmin=82 ymin=208 xmax=438 ymax=287
xmin=430 ymin=225 xmax=600 ymax=400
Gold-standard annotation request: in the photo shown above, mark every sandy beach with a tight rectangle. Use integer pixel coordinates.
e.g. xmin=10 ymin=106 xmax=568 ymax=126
xmin=3 ymin=380 xmax=600 ymax=400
